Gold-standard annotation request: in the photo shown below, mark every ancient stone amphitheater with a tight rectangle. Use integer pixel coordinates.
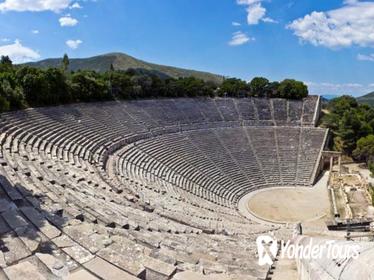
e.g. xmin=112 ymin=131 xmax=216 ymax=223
xmin=0 ymin=96 xmax=327 ymax=279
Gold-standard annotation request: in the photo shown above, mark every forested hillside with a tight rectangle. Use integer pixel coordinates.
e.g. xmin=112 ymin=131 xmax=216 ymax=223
xmin=0 ymin=55 xmax=308 ymax=113
xmin=25 ymin=52 xmax=225 ymax=84
xmin=321 ymin=96 xmax=374 ymax=174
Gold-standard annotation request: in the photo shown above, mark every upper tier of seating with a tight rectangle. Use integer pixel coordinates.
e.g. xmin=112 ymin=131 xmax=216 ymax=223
xmin=0 ymin=96 xmax=320 ymax=165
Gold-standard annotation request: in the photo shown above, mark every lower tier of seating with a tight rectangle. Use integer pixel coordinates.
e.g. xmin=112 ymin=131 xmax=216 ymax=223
xmin=115 ymin=126 xmax=327 ymax=205
xmin=0 ymin=173 xmax=279 ymax=279
xmin=0 ymin=135 xmax=291 ymax=279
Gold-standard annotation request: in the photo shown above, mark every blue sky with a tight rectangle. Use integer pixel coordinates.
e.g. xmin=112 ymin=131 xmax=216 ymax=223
xmin=1 ymin=0 xmax=374 ymax=96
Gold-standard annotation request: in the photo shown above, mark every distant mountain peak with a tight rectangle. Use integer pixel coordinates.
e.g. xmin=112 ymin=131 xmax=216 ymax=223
xmin=24 ymin=52 xmax=224 ymax=84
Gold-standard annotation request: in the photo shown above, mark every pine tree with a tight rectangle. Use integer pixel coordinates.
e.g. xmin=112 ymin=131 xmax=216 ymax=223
xmin=62 ymin=54 xmax=70 ymax=72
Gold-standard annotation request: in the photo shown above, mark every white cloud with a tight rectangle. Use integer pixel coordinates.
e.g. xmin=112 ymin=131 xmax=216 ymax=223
xmin=232 ymin=21 xmax=241 ymax=26
xmin=31 ymin=29 xmax=39 ymax=34
xmin=246 ymin=3 xmax=266 ymax=25
xmin=59 ymin=15 xmax=78 ymax=27
xmin=69 ymin=2 xmax=81 ymax=9
xmin=288 ymin=2 xmax=374 ymax=49
xmin=66 ymin=39 xmax=82 ymax=49
xmin=236 ymin=0 xmax=276 ymax=25
xmin=262 ymin=17 xmax=278 ymax=23
xmin=0 ymin=0 xmax=72 ymax=12
xmin=0 ymin=40 xmax=40 ymax=63
xmin=229 ymin=31 xmax=253 ymax=46
xmin=1 ymin=38 xmax=10 ymax=42
xmin=306 ymin=81 xmax=374 ymax=97
xmin=357 ymin=53 xmax=374 ymax=62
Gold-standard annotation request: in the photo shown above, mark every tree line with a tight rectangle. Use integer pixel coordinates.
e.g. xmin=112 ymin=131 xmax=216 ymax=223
xmin=0 ymin=55 xmax=309 ymax=113
xmin=321 ymin=96 xmax=374 ymax=175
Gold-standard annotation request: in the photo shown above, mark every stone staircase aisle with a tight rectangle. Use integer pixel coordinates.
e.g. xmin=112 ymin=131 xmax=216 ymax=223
xmin=270 ymin=254 xmax=298 ymax=280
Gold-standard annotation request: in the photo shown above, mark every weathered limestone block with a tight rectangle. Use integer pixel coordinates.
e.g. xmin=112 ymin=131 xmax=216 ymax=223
xmin=66 ymin=268 xmax=99 ymax=280
xmin=62 ymin=244 xmax=94 ymax=264
xmin=52 ymin=234 xmax=77 ymax=248
xmin=172 ymin=271 xmax=258 ymax=280
xmin=0 ymin=234 xmax=31 ymax=265
xmin=4 ymin=261 xmax=47 ymax=280
xmin=64 ymin=223 xmax=112 ymax=253
xmin=2 ymin=209 xmax=28 ymax=230
xmin=36 ymin=253 xmax=69 ymax=278
xmin=143 ymin=256 xmax=177 ymax=280
xmin=20 ymin=206 xmax=61 ymax=239
xmin=15 ymin=226 xmax=41 ymax=252
xmin=84 ymin=257 xmax=139 ymax=280
xmin=97 ymin=238 xmax=150 ymax=277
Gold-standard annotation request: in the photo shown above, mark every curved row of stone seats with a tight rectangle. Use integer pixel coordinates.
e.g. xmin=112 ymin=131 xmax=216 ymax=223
xmin=0 ymin=109 xmax=105 ymax=164
xmin=214 ymin=99 xmax=239 ymax=121
xmin=272 ymin=98 xmax=287 ymax=125
xmin=197 ymin=126 xmax=326 ymax=188
xmin=142 ymin=143 xmax=237 ymax=203
xmin=0 ymin=96 xmax=319 ymax=143
xmin=236 ymin=127 xmax=280 ymax=187
xmin=0 ymin=136 xmax=290 ymax=272
xmin=277 ymin=128 xmax=299 ymax=183
xmin=0 ymin=164 xmax=278 ymax=280
xmin=1 ymin=130 xmax=271 ymax=236
xmin=108 ymin=146 xmax=250 ymax=219
xmin=117 ymin=126 xmax=327 ymax=207
xmin=253 ymin=98 xmax=272 ymax=121
xmin=0 ymin=123 xmax=324 ymax=202
xmin=0 ymin=117 xmax=258 ymax=233
xmin=288 ymin=99 xmax=303 ymax=124
xmin=1 ymin=142 xmax=209 ymax=234
xmin=115 ymin=157 xmax=252 ymax=230
xmin=113 ymin=154 xmax=263 ymax=232
xmin=302 ymin=95 xmax=319 ymax=125
xmin=124 ymin=136 xmax=237 ymax=205
xmin=0 ymin=97 xmax=319 ymax=130
xmin=0 ymin=97 xmax=320 ymax=174
xmin=235 ymin=99 xmax=256 ymax=121
xmin=89 ymin=97 xmax=312 ymax=132
xmin=197 ymin=99 xmax=225 ymax=122
xmin=296 ymin=128 xmax=327 ymax=184
xmin=118 ymin=181 xmax=261 ymax=234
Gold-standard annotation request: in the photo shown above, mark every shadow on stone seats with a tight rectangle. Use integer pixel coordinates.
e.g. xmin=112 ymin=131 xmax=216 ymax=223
xmin=0 ymin=175 xmax=67 ymax=261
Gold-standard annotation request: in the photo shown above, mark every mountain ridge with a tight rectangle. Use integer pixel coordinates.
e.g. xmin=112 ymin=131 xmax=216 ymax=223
xmin=25 ymin=52 xmax=224 ymax=84
xmin=357 ymin=91 xmax=374 ymax=106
